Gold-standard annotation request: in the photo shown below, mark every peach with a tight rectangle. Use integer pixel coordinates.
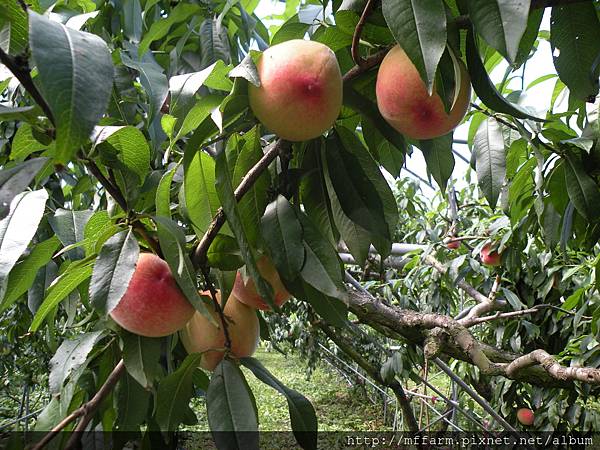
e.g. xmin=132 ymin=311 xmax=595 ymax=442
xmin=376 ymin=45 xmax=471 ymax=140
xmin=248 ymin=39 xmax=343 ymax=141
xmin=446 ymin=238 xmax=461 ymax=249
xmin=517 ymin=408 xmax=534 ymax=426
xmin=180 ymin=290 xmax=260 ymax=371
xmin=480 ymin=244 xmax=502 ymax=267
xmin=110 ymin=253 xmax=195 ymax=337
xmin=232 ymin=256 xmax=291 ymax=310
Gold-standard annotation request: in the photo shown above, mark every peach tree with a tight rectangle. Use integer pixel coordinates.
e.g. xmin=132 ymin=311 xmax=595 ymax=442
xmin=0 ymin=0 xmax=599 ymax=448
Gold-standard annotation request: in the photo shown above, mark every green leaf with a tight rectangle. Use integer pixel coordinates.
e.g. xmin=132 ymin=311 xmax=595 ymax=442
xmin=362 ymin=116 xmax=405 ymax=179
xmin=214 ymin=148 xmax=275 ymax=308
xmin=228 ymin=52 xmax=260 ymax=87
xmin=169 ymin=62 xmax=220 ymax=119
xmin=550 ymin=2 xmax=600 ymax=101
xmin=467 ymin=0 xmax=530 ymax=64
xmin=207 ymin=359 xmax=259 ymax=449
xmin=563 ymin=151 xmax=600 ymax=222
xmin=299 ymin=141 xmax=338 ymax=245
xmin=153 ymin=215 xmax=215 ymax=324
xmin=207 ymin=234 xmax=244 ymax=271
xmin=325 ymin=128 xmax=397 ymax=241
xmin=0 ymin=189 xmax=48 ymax=301
xmin=92 ymin=126 xmax=151 ymax=181
xmin=319 ymin=147 xmax=372 ymax=265
xmin=122 ymin=0 xmax=143 ymax=43
xmin=48 ymin=330 xmax=104 ymax=394
xmin=48 ymin=208 xmax=93 ymax=260
xmin=298 ymin=213 xmax=345 ymax=300
xmin=290 ymin=279 xmax=348 ymax=328
xmin=29 ymin=12 xmax=113 ymax=163
xmin=90 ymin=229 xmax=139 ymax=316
xmin=184 ymin=146 xmax=220 ymax=238
xmin=260 ymin=195 xmax=304 ymax=281
xmin=122 ymin=331 xmax=162 ymax=389
xmin=200 ymin=18 xmax=231 ymax=70
xmin=10 ymin=124 xmax=50 ymax=161
xmin=559 ymin=287 xmax=584 ymax=319
xmin=343 ymin=86 xmax=406 ymax=152
xmin=382 ymin=0 xmax=446 ymax=92
xmin=30 ymin=259 xmax=94 ymax=331
xmin=155 ymin=353 xmax=203 ymax=432
xmin=465 ymin=30 xmax=542 ymax=121
xmin=242 ymin=357 xmax=317 ymax=450
xmin=121 ymin=45 xmax=168 ymax=124
xmin=115 ymin=372 xmax=151 ymax=431
xmin=508 ymin=157 xmax=536 ymax=225
xmin=0 ymin=1 xmax=28 ymax=54
xmin=176 ymin=94 xmax=223 ymax=140
xmin=231 ymin=127 xmax=270 ymax=246
xmin=271 ymin=22 xmax=310 ymax=46
xmin=419 ymin=134 xmax=455 ymax=191
xmin=138 ymin=3 xmax=201 ymax=56
xmin=0 ymin=158 xmax=48 ymax=219
xmin=0 ymin=235 xmax=60 ymax=313
xmin=474 ymin=118 xmax=506 ymax=209
xmin=514 ymin=8 xmax=544 ymax=68
xmin=155 ymin=168 xmax=176 ymax=218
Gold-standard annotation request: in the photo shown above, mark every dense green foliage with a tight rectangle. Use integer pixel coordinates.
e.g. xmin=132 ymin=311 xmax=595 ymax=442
xmin=1 ymin=0 xmax=600 ymax=449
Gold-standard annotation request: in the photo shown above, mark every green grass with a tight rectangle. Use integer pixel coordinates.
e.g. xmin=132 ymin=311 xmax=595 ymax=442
xmin=186 ymin=347 xmax=391 ymax=432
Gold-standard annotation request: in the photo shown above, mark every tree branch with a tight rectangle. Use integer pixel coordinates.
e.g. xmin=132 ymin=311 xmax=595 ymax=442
xmin=83 ymin=157 xmax=161 ymax=256
xmin=0 ymin=48 xmax=55 ymax=126
xmin=506 ymin=349 xmax=600 ymax=383
xmin=192 ymin=138 xmax=290 ymax=267
xmin=343 ymin=48 xmax=389 ymax=83
xmin=350 ymin=0 xmax=376 ymax=67
xmin=32 ymin=360 xmax=125 ymax=450
xmin=346 ymin=288 xmax=600 ymax=387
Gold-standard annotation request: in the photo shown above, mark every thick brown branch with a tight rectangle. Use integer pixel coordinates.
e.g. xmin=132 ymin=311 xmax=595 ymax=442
xmin=350 ymin=0 xmax=376 ymax=67
xmin=32 ymin=360 xmax=125 ymax=450
xmin=0 ymin=48 xmax=55 ymax=125
xmin=506 ymin=349 xmax=600 ymax=384
xmin=346 ymin=289 xmax=589 ymax=388
xmin=192 ymin=138 xmax=289 ymax=267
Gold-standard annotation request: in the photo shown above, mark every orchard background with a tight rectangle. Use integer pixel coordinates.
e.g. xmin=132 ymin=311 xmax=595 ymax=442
xmin=1 ymin=0 xmax=600 ymax=449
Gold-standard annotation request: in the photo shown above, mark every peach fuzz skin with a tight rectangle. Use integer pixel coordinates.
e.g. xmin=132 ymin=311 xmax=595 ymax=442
xmin=517 ymin=408 xmax=534 ymax=426
xmin=376 ymin=45 xmax=471 ymax=140
xmin=109 ymin=253 xmax=195 ymax=337
xmin=248 ymin=39 xmax=343 ymax=142
xmin=180 ymin=291 xmax=260 ymax=371
xmin=480 ymin=244 xmax=502 ymax=267
xmin=232 ymin=256 xmax=291 ymax=311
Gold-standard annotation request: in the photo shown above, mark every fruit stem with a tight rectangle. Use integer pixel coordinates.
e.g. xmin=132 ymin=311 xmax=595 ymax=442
xmin=351 ymin=0 xmax=376 ymax=67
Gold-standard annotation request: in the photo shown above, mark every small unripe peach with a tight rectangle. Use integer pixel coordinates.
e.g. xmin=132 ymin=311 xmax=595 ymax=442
xmin=232 ymin=256 xmax=291 ymax=311
xmin=517 ymin=408 xmax=534 ymax=426
xmin=110 ymin=253 xmax=195 ymax=337
xmin=248 ymin=39 xmax=343 ymax=141
xmin=376 ymin=45 xmax=471 ymax=140
xmin=180 ymin=291 xmax=260 ymax=371
xmin=480 ymin=244 xmax=502 ymax=267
